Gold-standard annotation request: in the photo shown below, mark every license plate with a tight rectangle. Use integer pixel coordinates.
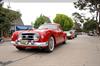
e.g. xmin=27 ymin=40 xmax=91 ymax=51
xmin=20 ymin=40 xmax=34 ymax=45
xmin=20 ymin=40 xmax=28 ymax=45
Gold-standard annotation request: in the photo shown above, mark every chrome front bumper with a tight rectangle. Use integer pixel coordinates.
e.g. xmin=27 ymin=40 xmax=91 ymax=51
xmin=11 ymin=41 xmax=48 ymax=46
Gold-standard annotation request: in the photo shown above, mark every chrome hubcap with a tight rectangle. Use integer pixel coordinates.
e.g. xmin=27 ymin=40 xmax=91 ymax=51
xmin=49 ymin=37 xmax=54 ymax=51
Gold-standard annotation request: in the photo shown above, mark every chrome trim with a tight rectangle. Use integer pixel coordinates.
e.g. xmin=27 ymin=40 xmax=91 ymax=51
xmin=11 ymin=41 xmax=16 ymax=44
xmin=12 ymin=40 xmax=48 ymax=46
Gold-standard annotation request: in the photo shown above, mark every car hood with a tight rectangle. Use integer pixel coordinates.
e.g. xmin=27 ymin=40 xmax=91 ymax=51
xmin=20 ymin=29 xmax=50 ymax=34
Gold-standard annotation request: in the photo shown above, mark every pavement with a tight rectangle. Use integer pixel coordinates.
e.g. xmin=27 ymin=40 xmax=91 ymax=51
xmin=0 ymin=35 xmax=100 ymax=66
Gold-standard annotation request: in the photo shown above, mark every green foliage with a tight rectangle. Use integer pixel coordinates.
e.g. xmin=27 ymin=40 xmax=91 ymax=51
xmin=0 ymin=8 xmax=21 ymax=22
xmin=73 ymin=0 xmax=100 ymax=23
xmin=72 ymin=12 xmax=85 ymax=32
xmin=83 ymin=18 xmax=97 ymax=32
xmin=34 ymin=15 xmax=51 ymax=28
xmin=31 ymin=21 xmax=34 ymax=27
xmin=74 ymin=0 xmax=100 ymax=34
xmin=0 ymin=7 xmax=21 ymax=36
xmin=0 ymin=0 xmax=4 ymax=7
xmin=73 ymin=22 xmax=82 ymax=31
xmin=73 ymin=0 xmax=100 ymax=12
xmin=72 ymin=12 xmax=84 ymax=23
xmin=53 ymin=14 xmax=73 ymax=31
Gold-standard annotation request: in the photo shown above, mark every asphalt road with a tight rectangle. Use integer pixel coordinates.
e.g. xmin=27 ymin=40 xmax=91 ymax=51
xmin=0 ymin=35 xmax=100 ymax=66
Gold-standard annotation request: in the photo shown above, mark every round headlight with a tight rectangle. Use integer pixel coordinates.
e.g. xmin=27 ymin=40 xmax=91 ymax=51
xmin=34 ymin=33 xmax=40 ymax=41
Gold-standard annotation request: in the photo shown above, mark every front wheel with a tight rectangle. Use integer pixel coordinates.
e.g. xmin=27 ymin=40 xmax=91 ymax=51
xmin=47 ymin=37 xmax=55 ymax=52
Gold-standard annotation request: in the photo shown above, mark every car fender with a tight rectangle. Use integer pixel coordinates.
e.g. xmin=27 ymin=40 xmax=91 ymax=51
xmin=11 ymin=31 xmax=21 ymax=41
xmin=38 ymin=30 xmax=55 ymax=42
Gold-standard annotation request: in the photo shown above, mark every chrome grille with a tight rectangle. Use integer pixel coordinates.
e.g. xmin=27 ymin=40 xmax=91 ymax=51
xmin=22 ymin=33 xmax=34 ymax=40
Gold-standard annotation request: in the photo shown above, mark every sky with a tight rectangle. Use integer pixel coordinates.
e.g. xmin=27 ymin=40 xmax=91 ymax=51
xmin=3 ymin=2 xmax=91 ymax=25
xmin=4 ymin=0 xmax=77 ymax=2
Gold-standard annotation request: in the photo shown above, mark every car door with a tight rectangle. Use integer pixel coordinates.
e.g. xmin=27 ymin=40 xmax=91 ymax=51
xmin=53 ymin=28 xmax=60 ymax=44
xmin=56 ymin=25 xmax=64 ymax=44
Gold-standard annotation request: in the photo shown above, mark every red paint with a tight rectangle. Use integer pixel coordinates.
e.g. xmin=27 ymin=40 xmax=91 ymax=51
xmin=11 ymin=23 xmax=67 ymax=48
xmin=13 ymin=44 xmax=47 ymax=48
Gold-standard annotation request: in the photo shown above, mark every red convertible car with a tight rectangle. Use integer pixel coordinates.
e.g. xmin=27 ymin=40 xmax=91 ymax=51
xmin=11 ymin=23 xmax=67 ymax=52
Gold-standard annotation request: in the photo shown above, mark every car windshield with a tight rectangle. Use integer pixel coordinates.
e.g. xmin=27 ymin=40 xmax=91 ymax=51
xmin=38 ymin=24 xmax=57 ymax=30
xmin=67 ymin=31 xmax=70 ymax=33
xmin=65 ymin=31 xmax=70 ymax=34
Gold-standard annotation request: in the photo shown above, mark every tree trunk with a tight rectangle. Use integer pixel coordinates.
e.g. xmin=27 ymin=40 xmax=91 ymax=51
xmin=98 ymin=27 xmax=100 ymax=35
xmin=96 ymin=11 xmax=98 ymax=23
xmin=0 ymin=30 xmax=1 ymax=37
xmin=96 ymin=11 xmax=99 ymax=35
xmin=98 ymin=9 xmax=100 ymax=36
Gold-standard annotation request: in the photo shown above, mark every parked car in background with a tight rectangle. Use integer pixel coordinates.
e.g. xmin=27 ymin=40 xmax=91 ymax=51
xmin=65 ymin=30 xmax=77 ymax=39
xmin=87 ymin=31 xmax=94 ymax=36
xmin=0 ymin=38 xmax=2 ymax=42
xmin=65 ymin=31 xmax=74 ymax=39
xmin=0 ymin=37 xmax=3 ymax=43
xmin=73 ymin=30 xmax=78 ymax=38
xmin=11 ymin=23 xmax=67 ymax=52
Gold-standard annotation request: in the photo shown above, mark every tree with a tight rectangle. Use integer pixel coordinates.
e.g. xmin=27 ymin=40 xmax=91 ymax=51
xmin=33 ymin=15 xmax=51 ymax=28
xmin=73 ymin=0 xmax=100 ymax=35
xmin=73 ymin=22 xmax=82 ymax=32
xmin=83 ymin=18 xmax=97 ymax=32
xmin=72 ymin=12 xmax=85 ymax=23
xmin=53 ymin=14 xmax=73 ymax=31
xmin=0 ymin=4 xmax=21 ymax=37
xmin=0 ymin=0 xmax=4 ymax=7
xmin=31 ymin=21 xmax=34 ymax=27
xmin=72 ymin=12 xmax=85 ymax=32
